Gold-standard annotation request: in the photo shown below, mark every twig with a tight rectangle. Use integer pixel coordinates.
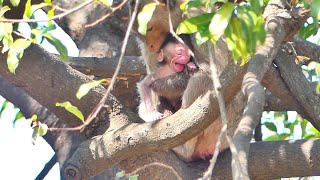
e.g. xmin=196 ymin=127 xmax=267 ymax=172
xmin=80 ymin=0 xmax=140 ymax=131
xmin=0 ymin=0 xmax=94 ymax=23
xmin=85 ymin=0 xmax=128 ymax=28
xmin=200 ymin=44 xmax=242 ymax=180
xmin=127 ymin=162 xmax=182 ymax=180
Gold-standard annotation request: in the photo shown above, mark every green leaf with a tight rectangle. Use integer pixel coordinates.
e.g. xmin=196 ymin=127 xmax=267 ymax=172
xmin=7 ymin=38 xmax=31 ymax=74
xmin=264 ymin=134 xmax=278 ymax=141
xmin=0 ymin=23 xmax=5 ymax=41
xmin=76 ymin=79 xmax=108 ymax=99
xmin=249 ymin=0 xmax=264 ymax=15
xmin=177 ymin=13 xmax=214 ymax=34
xmin=209 ymin=3 xmax=235 ymax=43
xmin=137 ymin=2 xmax=157 ymax=36
xmin=300 ymin=118 xmax=308 ymax=137
xmin=24 ymin=2 xmax=49 ymax=19
xmin=13 ymin=111 xmax=24 ymax=127
xmin=37 ymin=122 xmax=48 ymax=136
xmin=10 ymin=0 xmax=20 ymax=6
xmin=47 ymin=7 xmax=55 ymax=26
xmin=0 ymin=6 xmax=11 ymax=17
xmin=180 ymin=0 xmax=201 ymax=13
xmin=31 ymin=24 xmax=56 ymax=36
xmin=43 ymin=33 xmax=68 ymax=61
xmin=2 ymin=33 xmax=13 ymax=53
xmin=44 ymin=0 xmax=51 ymax=3
xmin=128 ymin=175 xmax=139 ymax=180
xmin=31 ymin=114 xmax=38 ymax=121
xmin=0 ymin=100 xmax=8 ymax=114
xmin=2 ymin=23 xmax=13 ymax=53
xmin=278 ymin=133 xmax=291 ymax=140
xmin=99 ymin=0 xmax=113 ymax=7
xmin=311 ymin=0 xmax=320 ymax=21
xmin=316 ymin=82 xmax=320 ymax=94
xmin=116 ymin=171 xmax=125 ymax=178
xmin=298 ymin=23 xmax=318 ymax=39
xmin=23 ymin=0 xmax=32 ymax=19
xmin=56 ymin=101 xmax=84 ymax=122
xmin=15 ymin=111 xmax=24 ymax=120
xmin=263 ymin=122 xmax=277 ymax=133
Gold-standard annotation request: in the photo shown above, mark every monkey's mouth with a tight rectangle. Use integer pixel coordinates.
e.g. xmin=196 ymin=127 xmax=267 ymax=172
xmin=172 ymin=62 xmax=186 ymax=73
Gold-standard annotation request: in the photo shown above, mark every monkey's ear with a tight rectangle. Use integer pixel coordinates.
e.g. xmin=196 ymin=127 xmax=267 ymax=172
xmin=158 ymin=50 xmax=165 ymax=62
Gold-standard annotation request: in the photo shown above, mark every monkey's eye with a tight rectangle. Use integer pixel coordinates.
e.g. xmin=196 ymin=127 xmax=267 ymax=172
xmin=147 ymin=26 xmax=154 ymax=32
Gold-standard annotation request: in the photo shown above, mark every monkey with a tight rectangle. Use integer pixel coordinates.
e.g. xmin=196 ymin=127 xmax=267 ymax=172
xmin=137 ymin=36 xmax=197 ymax=121
xmin=135 ymin=0 xmax=245 ymax=162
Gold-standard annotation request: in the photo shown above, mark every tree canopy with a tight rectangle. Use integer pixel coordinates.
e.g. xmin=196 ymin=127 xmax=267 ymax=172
xmin=0 ymin=0 xmax=320 ymax=179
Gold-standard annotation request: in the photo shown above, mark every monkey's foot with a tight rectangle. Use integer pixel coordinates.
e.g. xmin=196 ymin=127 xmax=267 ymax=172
xmin=150 ymin=111 xmax=165 ymax=121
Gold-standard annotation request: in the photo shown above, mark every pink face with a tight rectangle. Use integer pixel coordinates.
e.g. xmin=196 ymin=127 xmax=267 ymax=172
xmin=159 ymin=42 xmax=192 ymax=73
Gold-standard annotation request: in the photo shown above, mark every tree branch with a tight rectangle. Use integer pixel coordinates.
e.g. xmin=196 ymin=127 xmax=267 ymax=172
xmin=292 ymin=36 xmax=320 ymax=64
xmin=274 ymin=49 xmax=320 ymax=129
xmin=233 ymin=0 xmax=308 ymax=178
xmin=207 ymin=139 xmax=320 ymax=179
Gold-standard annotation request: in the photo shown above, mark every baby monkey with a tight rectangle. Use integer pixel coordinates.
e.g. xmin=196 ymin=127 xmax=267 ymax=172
xmin=138 ymin=36 xmax=197 ymax=121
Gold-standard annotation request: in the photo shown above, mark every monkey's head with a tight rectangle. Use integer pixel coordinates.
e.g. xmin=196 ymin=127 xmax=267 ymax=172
xmin=158 ymin=41 xmax=192 ymax=73
xmin=136 ymin=0 xmax=184 ymax=53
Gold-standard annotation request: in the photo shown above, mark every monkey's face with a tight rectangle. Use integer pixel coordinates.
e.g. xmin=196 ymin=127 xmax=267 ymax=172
xmin=159 ymin=42 xmax=191 ymax=73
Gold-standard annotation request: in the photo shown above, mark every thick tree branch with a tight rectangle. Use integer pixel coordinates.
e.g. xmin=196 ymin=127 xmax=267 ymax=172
xmin=209 ymin=139 xmax=320 ymax=179
xmin=0 ymin=45 xmax=116 ymax=129
xmin=67 ymin=56 xmax=145 ymax=78
xmin=275 ymin=49 xmax=320 ymax=129
xmin=262 ymin=65 xmax=317 ymax=127
xmin=233 ymin=0 xmax=308 ymax=178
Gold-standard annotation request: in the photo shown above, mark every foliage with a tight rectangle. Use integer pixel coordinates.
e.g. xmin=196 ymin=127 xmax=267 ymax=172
xmin=138 ymin=0 xmax=266 ymax=64
xmin=0 ymin=0 xmax=68 ymax=73
xmin=298 ymin=0 xmax=320 ymax=39
xmin=76 ymin=79 xmax=109 ymax=100
xmin=262 ymin=112 xmax=320 ymax=141
xmin=137 ymin=2 xmax=158 ymax=36
xmin=0 ymin=98 xmax=49 ymax=144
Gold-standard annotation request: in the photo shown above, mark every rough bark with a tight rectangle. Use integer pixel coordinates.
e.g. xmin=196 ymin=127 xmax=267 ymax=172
xmin=293 ymin=36 xmax=320 ymax=64
xmin=200 ymin=139 xmax=320 ymax=179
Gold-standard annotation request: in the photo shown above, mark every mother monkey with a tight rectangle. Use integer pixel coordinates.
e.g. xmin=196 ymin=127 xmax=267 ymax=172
xmin=135 ymin=0 xmax=244 ymax=161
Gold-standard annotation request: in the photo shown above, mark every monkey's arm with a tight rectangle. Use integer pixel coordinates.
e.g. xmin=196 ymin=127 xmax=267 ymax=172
xmin=137 ymin=75 xmax=165 ymax=122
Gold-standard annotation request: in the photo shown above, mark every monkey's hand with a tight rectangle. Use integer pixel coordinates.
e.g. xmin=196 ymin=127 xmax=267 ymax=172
xmin=186 ymin=61 xmax=198 ymax=74
xmin=142 ymin=111 xmax=165 ymax=122
xmin=138 ymin=102 xmax=165 ymax=122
